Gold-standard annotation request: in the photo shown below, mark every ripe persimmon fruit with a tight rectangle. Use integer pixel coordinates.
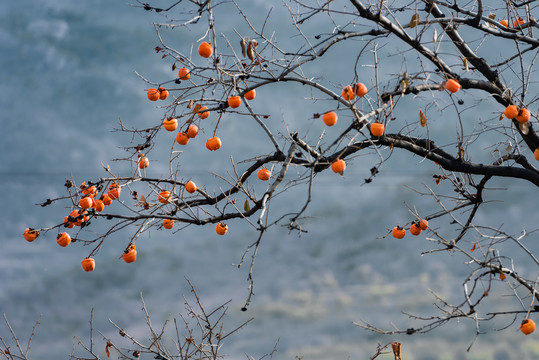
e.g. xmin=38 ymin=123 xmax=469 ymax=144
xmin=147 ymin=88 xmax=160 ymax=101
xmin=322 ymin=111 xmax=338 ymax=126
xmin=354 ymin=82 xmax=368 ymax=97
xmin=206 ymin=137 xmax=222 ymax=151
xmin=198 ymin=106 xmax=209 ymax=119
xmin=534 ymin=148 xmax=539 ymax=161
xmin=444 ymin=79 xmax=461 ymax=93
xmin=23 ymin=228 xmax=39 ymax=242
xmin=419 ymin=219 xmax=429 ymax=230
xmin=80 ymin=182 xmax=97 ymax=196
xmin=410 ymin=223 xmax=422 ymax=236
xmin=500 ymin=19 xmax=509 ymax=27
xmin=63 ymin=216 xmax=75 ymax=228
xmin=94 ymin=199 xmax=105 ymax=212
xmin=56 ymin=232 xmax=71 ymax=247
xmin=245 ymin=89 xmax=256 ymax=100
xmin=107 ymin=183 xmax=121 ymax=200
xmin=176 ymin=132 xmax=190 ymax=145
xmin=392 ymin=226 xmax=406 ymax=239
xmin=216 ymin=222 xmax=228 ymax=235
xmin=257 ymin=167 xmax=271 ymax=181
xmin=504 ymin=105 xmax=519 ymax=119
xmin=163 ymin=219 xmax=175 ymax=229
xmin=228 ymin=96 xmax=241 ymax=109
xmin=178 ymin=68 xmax=190 ymax=80
xmin=158 ymin=190 xmax=171 ymax=204
xmin=520 ymin=319 xmax=536 ymax=335
xmin=158 ymin=87 xmax=169 ymax=100
xmin=516 ymin=108 xmax=530 ymax=123
xmin=102 ymin=193 xmax=113 ymax=205
xmin=185 ymin=180 xmax=197 ymax=194
xmin=198 ymin=42 xmax=213 ymax=58
xmin=81 ymin=258 xmax=95 ymax=272
xmin=122 ymin=245 xmax=137 ymax=263
xmin=79 ymin=196 xmax=93 ymax=210
xmin=342 ymin=85 xmax=355 ymax=101
xmin=370 ymin=122 xmax=385 ymax=137
xmin=163 ymin=118 xmax=178 ymax=132
xmin=186 ymin=124 xmax=199 ymax=138
xmin=331 ymin=159 xmax=346 ymax=174
xmin=138 ymin=155 xmax=150 ymax=169
xmin=513 ymin=17 xmax=525 ymax=27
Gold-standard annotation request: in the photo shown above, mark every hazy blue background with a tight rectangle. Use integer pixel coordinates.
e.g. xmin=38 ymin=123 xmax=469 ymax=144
xmin=1 ymin=1 xmax=538 ymax=359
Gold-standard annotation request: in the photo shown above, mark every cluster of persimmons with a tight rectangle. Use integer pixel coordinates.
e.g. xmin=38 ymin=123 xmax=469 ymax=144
xmin=22 ymin=35 xmax=537 ymax=336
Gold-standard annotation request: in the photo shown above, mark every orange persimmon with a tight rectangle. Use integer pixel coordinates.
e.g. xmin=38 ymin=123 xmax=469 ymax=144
xmin=534 ymin=148 xmax=539 ymax=161
xmin=228 ymin=96 xmax=241 ymax=109
xmin=410 ymin=223 xmax=422 ymax=236
xmin=163 ymin=118 xmax=178 ymax=132
xmin=342 ymin=85 xmax=355 ymax=101
xmin=206 ymin=137 xmax=222 ymax=151
xmin=163 ymin=219 xmax=175 ymax=229
xmin=322 ymin=111 xmax=338 ymax=126
xmin=178 ymin=68 xmax=190 ymax=80
xmin=176 ymin=132 xmax=190 ymax=145
xmin=244 ymin=89 xmax=256 ymax=100
xmin=138 ymin=155 xmax=149 ymax=169
xmin=198 ymin=42 xmax=213 ymax=58
xmin=516 ymin=108 xmax=530 ymax=123
xmin=198 ymin=106 xmax=209 ymax=119
xmin=520 ymin=319 xmax=536 ymax=335
xmin=419 ymin=219 xmax=429 ymax=230
xmin=354 ymin=82 xmax=368 ymax=97
xmin=23 ymin=228 xmax=39 ymax=242
xmin=122 ymin=245 xmax=137 ymax=263
xmin=331 ymin=159 xmax=346 ymax=174
xmin=80 ymin=182 xmax=97 ymax=196
xmin=504 ymin=105 xmax=519 ymax=119
xmin=186 ymin=124 xmax=199 ymax=138
xmin=94 ymin=199 xmax=105 ymax=212
xmin=257 ymin=168 xmax=271 ymax=181
xmin=392 ymin=226 xmax=406 ymax=239
xmin=79 ymin=196 xmax=93 ymax=210
xmin=500 ymin=19 xmax=509 ymax=27
xmin=147 ymin=88 xmax=160 ymax=101
xmin=102 ymin=193 xmax=113 ymax=205
xmin=513 ymin=17 xmax=525 ymax=27
xmin=69 ymin=210 xmax=89 ymax=226
xmin=444 ymin=79 xmax=461 ymax=93
xmin=81 ymin=258 xmax=95 ymax=272
xmin=185 ymin=180 xmax=197 ymax=194
xmin=107 ymin=183 xmax=121 ymax=200
xmin=56 ymin=232 xmax=71 ymax=247
xmin=63 ymin=216 xmax=75 ymax=228
xmin=158 ymin=87 xmax=169 ymax=100
xmin=370 ymin=122 xmax=385 ymax=137
xmin=158 ymin=190 xmax=171 ymax=204
xmin=216 ymin=222 xmax=228 ymax=235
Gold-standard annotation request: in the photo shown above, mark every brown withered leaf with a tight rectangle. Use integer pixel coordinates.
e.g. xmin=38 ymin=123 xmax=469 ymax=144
xmin=470 ymin=243 xmax=476 ymax=252
xmin=419 ymin=110 xmax=427 ymax=127
xmin=409 ymin=13 xmax=419 ymax=28
xmin=244 ymin=199 xmax=251 ymax=212
xmin=172 ymin=63 xmax=176 ymax=71
xmin=187 ymin=99 xmax=194 ymax=109
xmin=240 ymin=38 xmax=246 ymax=57
xmin=247 ymin=42 xmax=255 ymax=61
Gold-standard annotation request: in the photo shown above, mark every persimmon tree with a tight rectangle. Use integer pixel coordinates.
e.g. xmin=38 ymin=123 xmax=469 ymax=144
xmin=21 ymin=0 xmax=539 ymax=352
